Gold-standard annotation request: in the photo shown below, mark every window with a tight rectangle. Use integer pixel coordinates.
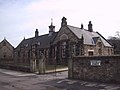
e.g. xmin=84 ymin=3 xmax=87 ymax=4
xmin=46 ymin=49 xmax=49 ymax=58
xmin=98 ymin=48 xmax=102 ymax=55
xmin=98 ymin=42 xmax=102 ymax=47
xmin=88 ymin=51 xmax=93 ymax=56
xmin=18 ymin=51 xmax=20 ymax=57
xmin=61 ymin=42 xmax=66 ymax=58
xmin=32 ymin=45 xmax=35 ymax=49
xmin=88 ymin=50 xmax=94 ymax=56
xmin=28 ymin=50 xmax=30 ymax=58
xmin=54 ymin=46 xmax=57 ymax=59
xmin=25 ymin=44 xmax=28 ymax=47
xmin=38 ymin=42 xmax=40 ymax=45
xmin=3 ymin=54 xmax=6 ymax=58
xmin=72 ymin=44 xmax=76 ymax=55
xmin=76 ymin=43 xmax=80 ymax=56
xmin=111 ymin=49 xmax=113 ymax=54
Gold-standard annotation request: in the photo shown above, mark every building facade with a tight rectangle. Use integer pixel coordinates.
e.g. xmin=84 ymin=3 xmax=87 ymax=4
xmin=0 ymin=38 xmax=14 ymax=63
xmin=14 ymin=17 xmax=113 ymax=67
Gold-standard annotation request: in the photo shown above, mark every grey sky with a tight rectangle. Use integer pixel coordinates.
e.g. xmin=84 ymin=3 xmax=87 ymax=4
xmin=0 ymin=0 xmax=120 ymax=47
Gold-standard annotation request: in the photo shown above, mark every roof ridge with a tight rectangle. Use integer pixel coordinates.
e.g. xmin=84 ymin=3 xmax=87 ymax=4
xmin=67 ymin=25 xmax=96 ymax=33
xmin=0 ymin=39 xmax=14 ymax=51
xmin=25 ymin=32 xmax=58 ymax=41
xmin=0 ymin=39 xmax=14 ymax=48
xmin=67 ymin=25 xmax=80 ymax=29
xmin=24 ymin=33 xmax=50 ymax=41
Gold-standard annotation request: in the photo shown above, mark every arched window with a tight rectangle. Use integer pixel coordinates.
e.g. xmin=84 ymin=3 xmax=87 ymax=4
xmin=72 ymin=44 xmax=76 ymax=55
xmin=61 ymin=42 xmax=67 ymax=58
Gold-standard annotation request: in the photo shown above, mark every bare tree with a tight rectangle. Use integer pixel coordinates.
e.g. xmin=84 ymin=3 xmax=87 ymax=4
xmin=108 ymin=31 xmax=120 ymax=40
xmin=115 ymin=31 xmax=120 ymax=39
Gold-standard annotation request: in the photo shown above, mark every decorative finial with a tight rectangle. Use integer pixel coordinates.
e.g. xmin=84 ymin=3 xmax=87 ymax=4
xmin=61 ymin=17 xmax=67 ymax=26
xmin=81 ymin=23 xmax=84 ymax=29
xmin=51 ymin=18 xmax=53 ymax=25
xmin=35 ymin=29 xmax=39 ymax=37
xmin=4 ymin=37 xmax=6 ymax=40
xmin=49 ymin=18 xmax=55 ymax=33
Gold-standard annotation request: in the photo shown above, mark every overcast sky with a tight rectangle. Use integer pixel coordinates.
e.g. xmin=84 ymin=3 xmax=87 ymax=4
xmin=0 ymin=0 xmax=120 ymax=47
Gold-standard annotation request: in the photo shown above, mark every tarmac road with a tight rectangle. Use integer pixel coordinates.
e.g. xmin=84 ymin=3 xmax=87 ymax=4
xmin=0 ymin=69 xmax=120 ymax=90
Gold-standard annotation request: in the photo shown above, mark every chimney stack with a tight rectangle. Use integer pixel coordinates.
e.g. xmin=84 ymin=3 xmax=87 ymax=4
xmin=81 ymin=24 xmax=84 ymax=29
xmin=88 ymin=21 xmax=93 ymax=32
xmin=61 ymin=17 xmax=67 ymax=26
xmin=35 ymin=29 xmax=39 ymax=37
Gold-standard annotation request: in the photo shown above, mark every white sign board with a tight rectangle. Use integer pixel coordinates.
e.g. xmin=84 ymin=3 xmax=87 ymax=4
xmin=90 ymin=60 xmax=101 ymax=66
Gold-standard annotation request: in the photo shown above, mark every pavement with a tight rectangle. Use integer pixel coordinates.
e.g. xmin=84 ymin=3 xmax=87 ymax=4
xmin=0 ymin=68 xmax=120 ymax=90
xmin=45 ymin=67 xmax=68 ymax=73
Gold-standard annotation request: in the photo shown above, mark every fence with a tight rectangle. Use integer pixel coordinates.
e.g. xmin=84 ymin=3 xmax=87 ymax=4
xmin=0 ymin=58 xmax=30 ymax=72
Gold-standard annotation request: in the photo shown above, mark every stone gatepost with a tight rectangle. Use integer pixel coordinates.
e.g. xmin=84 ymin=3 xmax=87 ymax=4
xmin=68 ymin=55 xmax=73 ymax=79
xmin=30 ymin=52 xmax=37 ymax=73
xmin=38 ymin=53 xmax=46 ymax=74
xmin=68 ymin=42 xmax=73 ymax=78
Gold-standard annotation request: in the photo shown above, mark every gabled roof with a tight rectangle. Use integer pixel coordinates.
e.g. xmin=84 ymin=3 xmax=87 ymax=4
xmin=67 ymin=25 xmax=112 ymax=47
xmin=0 ymin=38 xmax=14 ymax=51
xmin=15 ymin=32 xmax=58 ymax=51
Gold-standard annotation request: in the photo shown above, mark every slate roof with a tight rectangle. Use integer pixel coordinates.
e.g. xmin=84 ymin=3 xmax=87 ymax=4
xmin=15 ymin=23 xmax=112 ymax=51
xmin=67 ymin=25 xmax=112 ymax=47
xmin=15 ymin=32 xmax=58 ymax=50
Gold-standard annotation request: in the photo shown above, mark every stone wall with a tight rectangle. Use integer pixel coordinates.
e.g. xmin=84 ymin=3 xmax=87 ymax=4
xmin=69 ymin=55 xmax=120 ymax=83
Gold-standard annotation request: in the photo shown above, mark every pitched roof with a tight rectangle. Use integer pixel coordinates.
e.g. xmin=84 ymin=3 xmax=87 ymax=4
xmin=0 ymin=38 xmax=14 ymax=51
xmin=67 ymin=25 xmax=112 ymax=47
xmin=15 ymin=32 xmax=58 ymax=50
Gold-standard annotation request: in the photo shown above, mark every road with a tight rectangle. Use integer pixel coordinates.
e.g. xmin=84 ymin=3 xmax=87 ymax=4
xmin=0 ymin=69 xmax=120 ymax=90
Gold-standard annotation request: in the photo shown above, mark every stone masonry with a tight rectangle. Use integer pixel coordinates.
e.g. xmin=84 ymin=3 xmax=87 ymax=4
xmin=69 ymin=55 xmax=120 ymax=83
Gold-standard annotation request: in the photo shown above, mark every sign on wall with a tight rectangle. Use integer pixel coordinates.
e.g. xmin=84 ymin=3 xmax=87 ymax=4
xmin=90 ymin=60 xmax=101 ymax=66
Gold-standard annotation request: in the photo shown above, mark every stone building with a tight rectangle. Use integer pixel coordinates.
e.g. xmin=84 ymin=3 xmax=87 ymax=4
xmin=53 ymin=17 xmax=113 ymax=59
xmin=14 ymin=17 xmax=113 ymax=68
xmin=0 ymin=38 xmax=14 ymax=63
xmin=14 ymin=28 xmax=57 ymax=66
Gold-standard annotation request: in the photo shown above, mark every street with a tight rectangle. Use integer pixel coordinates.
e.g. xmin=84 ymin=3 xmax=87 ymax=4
xmin=0 ymin=69 xmax=120 ymax=90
